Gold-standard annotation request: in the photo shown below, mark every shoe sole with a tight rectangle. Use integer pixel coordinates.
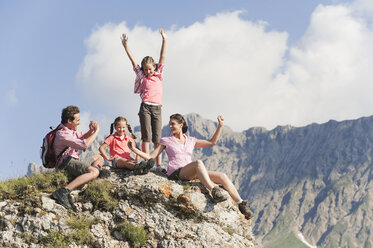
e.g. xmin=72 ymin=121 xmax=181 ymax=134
xmin=146 ymin=159 xmax=156 ymax=170
xmin=51 ymin=192 xmax=72 ymax=209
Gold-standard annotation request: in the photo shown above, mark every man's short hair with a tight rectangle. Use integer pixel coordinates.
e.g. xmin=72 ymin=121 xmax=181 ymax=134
xmin=61 ymin=105 xmax=80 ymax=124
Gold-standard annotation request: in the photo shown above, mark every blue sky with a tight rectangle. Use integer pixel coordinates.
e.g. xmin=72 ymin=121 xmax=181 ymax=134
xmin=3 ymin=0 xmax=372 ymax=180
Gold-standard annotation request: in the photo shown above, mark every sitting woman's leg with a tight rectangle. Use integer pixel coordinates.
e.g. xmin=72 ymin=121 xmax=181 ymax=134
xmin=179 ymin=160 xmax=215 ymax=190
xmin=208 ymin=171 xmax=242 ymax=202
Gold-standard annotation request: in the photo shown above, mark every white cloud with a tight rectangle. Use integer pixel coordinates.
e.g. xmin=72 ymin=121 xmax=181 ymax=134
xmin=77 ymin=5 xmax=373 ymax=131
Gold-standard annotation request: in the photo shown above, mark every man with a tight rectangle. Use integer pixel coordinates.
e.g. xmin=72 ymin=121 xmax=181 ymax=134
xmin=51 ymin=105 xmax=106 ymax=209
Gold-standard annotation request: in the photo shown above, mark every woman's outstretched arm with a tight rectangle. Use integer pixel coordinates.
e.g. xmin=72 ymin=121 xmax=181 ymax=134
xmin=128 ymin=141 xmax=165 ymax=160
xmin=195 ymin=115 xmax=224 ymax=148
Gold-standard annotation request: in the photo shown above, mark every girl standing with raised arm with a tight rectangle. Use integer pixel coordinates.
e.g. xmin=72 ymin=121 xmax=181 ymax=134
xmin=128 ymin=114 xmax=252 ymax=220
xmin=121 ymin=29 xmax=167 ymax=171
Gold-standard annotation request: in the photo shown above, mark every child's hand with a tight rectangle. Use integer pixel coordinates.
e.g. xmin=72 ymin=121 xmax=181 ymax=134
xmin=128 ymin=141 xmax=133 ymax=149
xmin=108 ymin=155 xmax=118 ymax=161
xmin=217 ymin=115 xmax=224 ymax=127
xmin=160 ymin=29 xmax=167 ymax=40
xmin=121 ymin=34 xmax=128 ymax=46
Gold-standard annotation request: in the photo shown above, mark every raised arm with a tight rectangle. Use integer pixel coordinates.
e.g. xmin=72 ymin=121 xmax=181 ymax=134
xmin=128 ymin=141 xmax=165 ymax=160
xmin=158 ymin=29 xmax=167 ymax=65
xmin=195 ymin=115 xmax=224 ymax=148
xmin=82 ymin=121 xmax=100 ymax=147
xmin=121 ymin=34 xmax=138 ymax=68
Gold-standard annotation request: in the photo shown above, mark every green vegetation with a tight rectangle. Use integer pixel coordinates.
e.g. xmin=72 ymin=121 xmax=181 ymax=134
xmin=67 ymin=215 xmax=98 ymax=245
xmin=40 ymin=215 xmax=99 ymax=247
xmin=0 ymin=171 xmax=68 ymax=216
xmin=116 ymin=221 xmax=147 ymax=247
xmin=183 ymin=184 xmax=191 ymax=191
xmin=265 ymin=231 xmax=309 ymax=248
xmin=79 ymin=180 xmax=118 ymax=211
xmin=0 ymin=170 xmax=68 ymax=201
xmin=223 ymin=225 xmax=235 ymax=236
xmin=40 ymin=230 xmax=71 ymax=247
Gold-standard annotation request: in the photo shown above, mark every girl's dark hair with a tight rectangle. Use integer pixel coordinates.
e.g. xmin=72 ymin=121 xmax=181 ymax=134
xmin=61 ymin=105 xmax=80 ymax=124
xmin=141 ymin=56 xmax=157 ymax=71
xmin=108 ymin=116 xmax=137 ymax=139
xmin=170 ymin=113 xmax=188 ymax=134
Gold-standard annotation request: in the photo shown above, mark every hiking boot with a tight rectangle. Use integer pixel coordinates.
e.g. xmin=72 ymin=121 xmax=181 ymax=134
xmin=99 ymin=168 xmax=111 ymax=178
xmin=145 ymin=158 xmax=156 ymax=170
xmin=52 ymin=187 xmax=72 ymax=209
xmin=151 ymin=166 xmax=167 ymax=174
xmin=134 ymin=159 xmax=155 ymax=175
xmin=67 ymin=192 xmax=78 ymax=212
xmin=238 ymin=200 xmax=252 ymax=219
xmin=211 ymin=186 xmax=228 ymax=203
xmin=134 ymin=161 xmax=147 ymax=170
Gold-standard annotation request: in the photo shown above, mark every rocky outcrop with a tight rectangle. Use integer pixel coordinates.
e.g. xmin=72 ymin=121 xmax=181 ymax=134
xmin=0 ymin=169 xmax=257 ymax=247
xmin=27 ymin=113 xmax=373 ymax=247
xmin=183 ymin=113 xmax=373 ymax=247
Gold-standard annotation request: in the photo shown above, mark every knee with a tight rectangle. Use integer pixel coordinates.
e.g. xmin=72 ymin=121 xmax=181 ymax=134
xmin=218 ymin=172 xmax=229 ymax=182
xmin=93 ymin=154 xmax=104 ymax=164
xmin=195 ymin=160 xmax=205 ymax=170
xmin=88 ymin=167 xmax=100 ymax=178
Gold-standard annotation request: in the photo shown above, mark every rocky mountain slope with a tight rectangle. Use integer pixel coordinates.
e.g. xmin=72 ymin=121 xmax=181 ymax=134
xmin=27 ymin=113 xmax=373 ymax=247
xmin=1 ymin=169 xmax=257 ymax=247
xmin=183 ymin=113 xmax=373 ymax=248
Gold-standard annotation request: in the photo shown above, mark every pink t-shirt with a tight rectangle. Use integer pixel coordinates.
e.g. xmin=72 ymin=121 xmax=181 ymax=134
xmin=54 ymin=124 xmax=88 ymax=166
xmin=159 ymin=135 xmax=198 ymax=176
xmin=133 ymin=64 xmax=164 ymax=105
xmin=104 ymin=133 xmax=135 ymax=160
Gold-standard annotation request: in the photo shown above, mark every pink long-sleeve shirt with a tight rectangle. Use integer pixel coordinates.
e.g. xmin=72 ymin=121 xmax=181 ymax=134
xmin=54 ymin=124 xmax=88 ymax=166
xmin=133 ymin=64 xmax=164 ymax=105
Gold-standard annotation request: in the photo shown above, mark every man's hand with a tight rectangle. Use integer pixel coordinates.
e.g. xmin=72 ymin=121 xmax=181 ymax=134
xmin=217 ymin=115 xmax=224 ymax=127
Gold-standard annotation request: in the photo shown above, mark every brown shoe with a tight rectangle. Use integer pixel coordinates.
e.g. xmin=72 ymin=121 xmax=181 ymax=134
xmin=238 ymin=200 xmax=252 ymax=219
xmin=211 ymin=186 xmax=228 ymax=203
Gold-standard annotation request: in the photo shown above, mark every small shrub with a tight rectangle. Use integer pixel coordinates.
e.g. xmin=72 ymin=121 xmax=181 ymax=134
xmin=41 ymin=215 xmax=98 ymax=247
xmin=224 ymin=225 xmax=235 ymax=236
xmin=117 ymin=221 xmax=147 ymax=246
xmin=67 ymin=215 xmax=93 ymax=245
xmin=79 ymin=180 xmax=118 ymax=211
xmin=40 ymin=230 xmax=71 ymax=247
xmin=183 ymin=184 xmax=191 ymax=191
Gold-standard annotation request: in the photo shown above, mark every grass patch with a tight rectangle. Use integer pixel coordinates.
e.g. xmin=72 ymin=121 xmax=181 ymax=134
xmin=265 ymin=231 xmax=309 ymax=248
xmin=40 ymin=230 xmax=71 ymax=247
xmin=0 ymin=170 xmax=68 ymax=201
xmin=79 ymin=180 xmax=118 ymax=211
xmin=40 ymin=215 xmax=99 ymax=247
xmin=116 ymin=221 xmax=147 ymax=247
xmin=223 ymin=225 xmax=235 ymax=236
xmin=67 ymin=215 xmax=98 ymax=245
xmin=183 ymin=184 xmax=191 ymax=191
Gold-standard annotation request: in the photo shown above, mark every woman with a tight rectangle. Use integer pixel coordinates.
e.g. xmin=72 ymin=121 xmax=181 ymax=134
xmin=129 ymin=113 xmax=251 ymax=219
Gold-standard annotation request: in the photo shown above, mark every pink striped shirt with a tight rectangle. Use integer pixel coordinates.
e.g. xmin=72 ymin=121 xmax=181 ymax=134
xmin=133 ymin=64 xmax=164 ymax=105
xmin=54 ymin=124 xmax=88 ymax=166
xmin=159 ymin=135 xmax=198 ymax=176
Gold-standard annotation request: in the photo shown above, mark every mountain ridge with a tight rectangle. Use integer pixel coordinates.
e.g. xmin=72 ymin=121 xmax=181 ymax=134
xmin=27 ymin=113 xmax=373 ymax=247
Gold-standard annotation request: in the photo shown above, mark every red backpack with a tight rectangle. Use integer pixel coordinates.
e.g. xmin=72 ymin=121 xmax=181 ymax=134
xmin=41 ymin=126 xmax=67 ymax=168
